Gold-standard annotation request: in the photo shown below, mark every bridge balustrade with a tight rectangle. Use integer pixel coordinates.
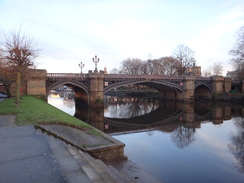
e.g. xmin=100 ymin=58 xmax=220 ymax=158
xmin=104 ymin=74 xmax=184 ymax=81
xmin=47 ymin=73 xmax=213 ymax=82
xmin=47 ymin=73 xmax=88 ymax=80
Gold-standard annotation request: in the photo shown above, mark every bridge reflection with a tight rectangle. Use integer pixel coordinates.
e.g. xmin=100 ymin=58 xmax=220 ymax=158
xmin=74 ymin=98 xmax=243 ymax=137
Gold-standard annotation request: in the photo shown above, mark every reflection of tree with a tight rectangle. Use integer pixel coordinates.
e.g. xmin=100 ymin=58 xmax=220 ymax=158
xmin=105 ymin=98 xmax=159 ymax=118
xmin=229 ymin=117 xmax=244 ymax=172
xmin=171 ymin=126 xmax=195 ymax=149
xmin=63 ymin=98 xmax=75 ymax=108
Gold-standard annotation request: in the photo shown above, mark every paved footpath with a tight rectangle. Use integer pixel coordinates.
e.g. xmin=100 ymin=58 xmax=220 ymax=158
xmin=0 ymin=117 xmax=133 ymax=183
xmin=0 ymin=99 xmax=162 ymax=183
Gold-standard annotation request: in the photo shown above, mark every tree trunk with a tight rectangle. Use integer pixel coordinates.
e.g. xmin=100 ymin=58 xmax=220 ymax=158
xmin=15 ymin=71 xmax=21 ymax=107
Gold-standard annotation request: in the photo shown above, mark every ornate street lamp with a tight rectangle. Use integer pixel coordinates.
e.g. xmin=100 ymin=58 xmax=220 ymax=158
xmin=92 ymin=55 xmax=99 ymax=71
xmin=78 ymin=61 xmax=85 ymax=73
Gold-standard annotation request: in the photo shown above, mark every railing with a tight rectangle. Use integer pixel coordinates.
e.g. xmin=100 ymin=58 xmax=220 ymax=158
xmin=47 ymin=73 xmax=88 ymax=79
xmin=105 ymin=74 xmax=184 ymax=80
xmin=47 ymin=73 xmax=212 ymax=81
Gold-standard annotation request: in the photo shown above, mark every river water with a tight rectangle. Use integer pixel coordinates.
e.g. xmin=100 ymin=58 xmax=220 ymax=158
xmin=48 ymin=94 xmax=244 ymax=183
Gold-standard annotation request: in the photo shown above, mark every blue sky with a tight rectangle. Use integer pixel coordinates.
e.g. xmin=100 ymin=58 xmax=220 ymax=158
xmin=0 ymin=0 xmax=243 ymax=74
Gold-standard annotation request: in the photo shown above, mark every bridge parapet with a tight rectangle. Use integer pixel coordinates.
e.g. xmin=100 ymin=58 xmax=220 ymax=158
xmin=105 ymin=74 xmax=184 ymax=80
xmin=47 ymin=73 xmax=88 ymax=80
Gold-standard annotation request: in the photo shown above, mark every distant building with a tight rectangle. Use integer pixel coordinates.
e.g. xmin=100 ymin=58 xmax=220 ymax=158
xmin=185 ymin=66 xmax=201 ymax=76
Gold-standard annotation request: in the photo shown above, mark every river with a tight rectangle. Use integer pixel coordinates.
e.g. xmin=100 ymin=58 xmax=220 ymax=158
xmin=48 ymin=94 xmax=244 ymax=183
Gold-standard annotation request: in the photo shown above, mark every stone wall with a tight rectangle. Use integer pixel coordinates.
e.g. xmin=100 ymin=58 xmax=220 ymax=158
xmin=212 ymin=76 xmax=224 ymax=94
xmin=88 ymin=70 xmax=104 ymax=107
xmin=183 ymin=76 xmax=195 ymax=101
xmin=26 ymin=69 xmax=47 ymax=98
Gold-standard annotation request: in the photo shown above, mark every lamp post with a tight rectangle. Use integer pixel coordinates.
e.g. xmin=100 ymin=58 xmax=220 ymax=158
xmin=92 ymin=55 xmax=99 ymax=71
xmin=78 ymin=61 xmax=85 ymax=73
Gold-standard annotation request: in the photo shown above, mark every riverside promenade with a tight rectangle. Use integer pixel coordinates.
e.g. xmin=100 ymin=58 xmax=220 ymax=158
xmin=0 ymin=99 xmax=162 ymax=183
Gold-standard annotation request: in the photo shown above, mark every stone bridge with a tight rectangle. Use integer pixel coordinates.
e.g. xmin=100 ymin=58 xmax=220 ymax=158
xmin=45 ymin=70 xmax=232 ymax=106
xmin=1 ymin=69 xmax=242 ymax=106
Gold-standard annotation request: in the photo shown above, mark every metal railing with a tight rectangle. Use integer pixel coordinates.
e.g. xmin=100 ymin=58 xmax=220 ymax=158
xmin=47 ymin=73 xmax=88 ymax=79
xmin=47 ymin=73 xmax=212 ymax=81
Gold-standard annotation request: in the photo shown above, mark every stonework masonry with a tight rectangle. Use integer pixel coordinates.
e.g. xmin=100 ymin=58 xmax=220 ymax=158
xmin=27 ymin=69 xmax=47 ymax=97
xmin=7 ymin=69 xmax=244 ymax=104
xmin=88 ymin=70 xmax=105 ymax=107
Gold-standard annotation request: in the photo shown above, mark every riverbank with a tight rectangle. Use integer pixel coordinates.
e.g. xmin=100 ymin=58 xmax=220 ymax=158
xmin=0 ymin=120 xmax=133 ymax=183
xmin=0 ymin=95 xmax=91 ymax=128
xmin=215 ymin=93 xmax=244 ymax=104
xmin=0 ymin=95 xmax=126 ymax=161
xmin=0 ymin=96 xmax=162 ymax=183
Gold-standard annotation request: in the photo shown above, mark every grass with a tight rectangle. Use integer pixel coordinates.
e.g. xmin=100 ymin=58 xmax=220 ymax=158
xmin=0 ymin=95 xmax=92 ymax=129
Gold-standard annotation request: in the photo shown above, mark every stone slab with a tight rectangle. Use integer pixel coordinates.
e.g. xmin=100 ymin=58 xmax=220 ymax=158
xmin=0 ymin=154 xmax=67 ymax=183
xmin=36 ymin=124 xmax=112 ymax=147
xmin=0 ymin=125 xmax=68 ymax=183
xmin=0 ymin=115 xmax=15 ymax=128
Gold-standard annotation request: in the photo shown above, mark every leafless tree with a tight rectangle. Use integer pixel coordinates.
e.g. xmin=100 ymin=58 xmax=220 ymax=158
xmin=115 ymin=56 xmax=179 ymax=76
xmin=213 ymin=61 xmax=223 ymax=75
xmin=109 ymin=68 xmax=120 ymax=74
xmin=172 ymin=44 xmax=196 ymax=75
xmin=1 ymin=29 xmax=39 ymax=106
xmin=202 ymin=68 xmax=212 ymax=77
xmin=120 ymin=58 xmax=143 ymax=74
xmin=229 ymin=26 xmax=244 ymax=80
xmin=229 ymin=117 xmax=244 ymax=172
xmin=0 ymin=58 xmax=15 ymax=97
xmin=171 ymin=126 xmax=195 ymax=149
xmin=160 ymin=57 xmax=179 ymax=75
xmin=202 ymin=62 xmax=223 ymax=76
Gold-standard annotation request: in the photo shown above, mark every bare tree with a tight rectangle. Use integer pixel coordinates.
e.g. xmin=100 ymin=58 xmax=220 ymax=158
xmin=115 ymin=56 xmax=179 ymax=76
xmin=229 ymin=26 xmax=244 ymax=80
xmin=202 ymin=67 xmax=212 ymax=77
xmin=160 ymin=57 xmax=179 ymax=75
xmin=229 ymin=117 xmax=244 ymax=172
xmin=109 ymin=68 xmax=120 ymax=74
xmin=172 ymin=44 xmax=196 ymax=75
xmin=120 ymin=58 xmax=143 ymax=74
xmin=171 ymin=126 xmax=195 ymax=149
xmin=213 ymin=61 xmax=223 ymax=76
xmin=202 ymin=62 xmax=223 ymax=76
xmin=1 ymin=29 xmax=39 ymax=106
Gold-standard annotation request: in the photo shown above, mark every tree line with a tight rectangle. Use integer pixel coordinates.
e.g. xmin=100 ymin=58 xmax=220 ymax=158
xmin=110 ymin=26 xmax=244 ymax=79
xmin=110 ymin=44 xmax=197 ymax=76
xmin=111 ymin=44 xmax=225 ymax=76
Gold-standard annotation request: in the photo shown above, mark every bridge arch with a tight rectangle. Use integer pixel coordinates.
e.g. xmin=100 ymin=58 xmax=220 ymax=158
xmin=194 ymin=83 xmax=211 ymax=100
xmin=47 ymin=80 xmax=89 ymax=106
xmin=231 ymin=82 xmax=242 ymax=92
xmin=47 ymin=80 xmax=88 ymax=95
xmin=104 ymin=80 xmax=184 ymax=100
xmin=104 ymin=80 xmax=184 ymax=93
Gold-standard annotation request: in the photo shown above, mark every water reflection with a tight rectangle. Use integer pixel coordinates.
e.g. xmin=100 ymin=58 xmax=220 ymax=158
xmin=105 ymin=97 xmax=159 ymax=118
xmin=48 ymin=91 xmax=75 ymax=115
xmin=170 ymin=126 xmax=195 ymax=149
xmin=229 ymin=117 xmax=244 ymax=172
xmin=48 ymin=94 xmax=244 ymax=183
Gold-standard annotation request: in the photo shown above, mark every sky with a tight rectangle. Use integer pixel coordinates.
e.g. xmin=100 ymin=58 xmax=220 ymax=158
xmin=0 ymin=0 xmax=243 ymax=75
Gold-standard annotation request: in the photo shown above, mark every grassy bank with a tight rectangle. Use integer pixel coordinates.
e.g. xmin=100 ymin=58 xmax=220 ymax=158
xmin=0 ymin=95 xmax=91 ymax=129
